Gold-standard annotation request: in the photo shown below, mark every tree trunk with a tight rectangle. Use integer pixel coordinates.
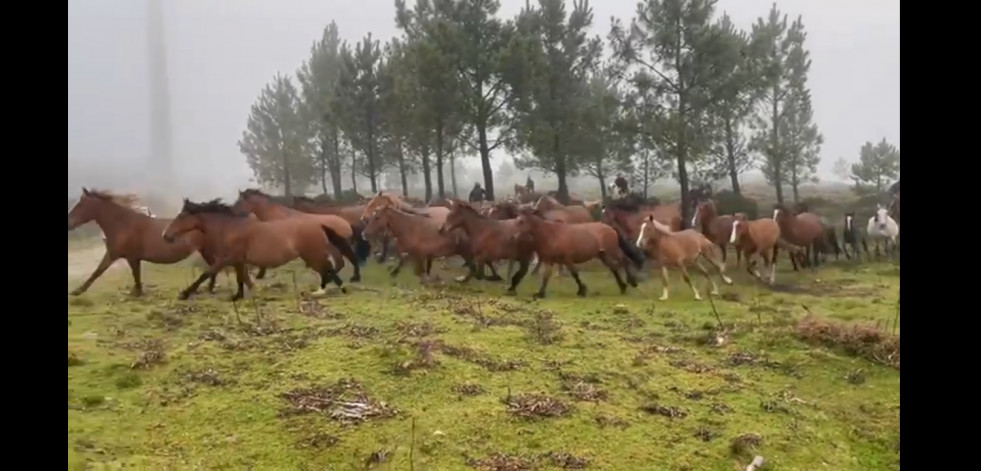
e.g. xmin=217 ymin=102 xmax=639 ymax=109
xmin=478 ymin=124 xmax=495 ymax=201
xmin=350 ymin=149 xmax=358 ymax=194
xmin=366 ymin=112 xmax=378 ymax=193
xmin=553 ymin=134 xmax=570 ymax=204
xmin=282 ymin=148 xmax=293 ymax=197
xmin=597 ymin=157 xmax=607 ymax=199
xmin=319 ymin=138 xmax=329 ymax=196
xmin=435 ymin=122 xmax=445 ymax=198
xmin=642 ymin=151 xmax=650 ymax=199
xmin=724 ymin=116 xmax=741 ymax=195
xmin=449 ymin=150 xmax=458 ymax=197
xmin=396 ymin=140 xmax=409 ymax=197
xmin=421 ymin=148 xmax=433 ymax=202
xmin=329 ymin=131 xmax=342 ymax=199
xmin=791 ymin=166 xmax=800 ymax=203
xmin=770 ymin=87 xmax=784 ymax=204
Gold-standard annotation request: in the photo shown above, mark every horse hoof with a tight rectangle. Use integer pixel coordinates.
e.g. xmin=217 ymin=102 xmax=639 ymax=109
xmin=694 ymin=296 xmax=703 ymax=301
xmin=311 ymin=288 xmax=327 ymax=297
xmin=533 ymin=292 xmax=546 ymax=299
xmin=505 ymin=288 xmax=517 ymax=296
xmin=350 ymin=275 xmax=362 ymax=283
xmin=658 ymin=296 xmax=669 ymax=301
xmin=454 ymin=276 xmax=469 ymax=283
xmin=178 ymin=292 xmax=191 ymax=301
xmin=70 ymin=289 xmax=84 ymax=297
xmin=340 ymin=287 xmax=349 ymax=294
xmin=722 ymin=277 xmax=733 ymax=285
xmin=129 ymin=289 xmax=143 ymax=297
xmin=576 ymin=290 xmax=587 ymax=298
xmin=485 ymin=275 xmax=503 ymax=282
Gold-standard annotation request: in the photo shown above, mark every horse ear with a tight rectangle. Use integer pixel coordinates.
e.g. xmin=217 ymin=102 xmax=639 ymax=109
xmin=81 ymin=187 xmax=89 ymax=195
xmin=647 ymin=214 xmax=654 ymax=222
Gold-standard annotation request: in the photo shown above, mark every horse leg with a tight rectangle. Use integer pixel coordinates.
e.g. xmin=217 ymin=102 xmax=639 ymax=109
xmin=256 ymin=267 xmax=267 ymax=280
xmin=764 ymin=250 xmax=777 ymax=286
xmin=530 ymin=253 xmax=542 ymax=275
xmin=719 ymin=243 xmax=728 ymax=265
xmin=567 ymin=265 xmax=588 ymax=297
xmin=694 ymin=259 xmax=721 ymax=297
xmin=533 ymin=263 xmax=555 ymax=299
xmin=700 ymin=252 xmax=733 ymax=287
xmin=230 ymin=264 xmax=248 ymax=301
xmin=658 ymin=265 xmax=671 ymax=301
xmin=346 ymin=241 xmax=363 ymax=283
xmin=507 ymin=258 xmax=531 ymax=295
xmin=180 ymin=259 xmax=229 ymax=300
xmin=389 ymin=256 xmax=407 ymax=278
xmin=679 ymin=265 xmax=702 ymax=301
xmin=71 ymin=251 xmax=119 ymax=296
xmin=483 ymin=262 xmax=503 ymax=282
xmin=121 ymin=258 xmax=143 ymax=296
xmin=506 ymin=260 xmax=514 ymax=280
xmin=456 ymin=256 xmax=480 ymax=283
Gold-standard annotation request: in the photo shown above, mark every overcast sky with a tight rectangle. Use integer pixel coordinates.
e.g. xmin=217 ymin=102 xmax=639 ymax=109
xmin=67 ymin=0 xmax=899 ymax=197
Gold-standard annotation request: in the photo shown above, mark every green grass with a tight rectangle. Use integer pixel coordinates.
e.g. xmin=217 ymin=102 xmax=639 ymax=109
xmin=68 ymin=256 xmax=900 ymax=470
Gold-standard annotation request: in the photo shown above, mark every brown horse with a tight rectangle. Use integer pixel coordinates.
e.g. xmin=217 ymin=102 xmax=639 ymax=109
xmin=363 ymin=206 xmax=486 ymax=282
xmin=291 ymin=196 xmax=392 ymax=263
xmin=439 ymin=199 xmax=535 ymax=293
xmin=601 ymin=198 xmax=682 ymax=246
xmin=729 ymin=214 xmax=800 ymax=286
xmin=513 ymin=208 xmax=645 ymax=298
xmin=233 ymin=189 xmax=368 ymax=282
xmin=635 ymin=215 xmax=733 ymax=300
xmin=163 ymin=199 xmax=352 ymax=301
xmin=691 ymin=200 xmax=741 ymax=267
xmin=772 ymin=204 xmax=833 ymax=270
xmin=533 ymin=196 xmax=593 ymax=223
xmin=361 ymin=192 xmax=451 ymax=224
xmin=68 ymin=188 xmax=219 ymax=296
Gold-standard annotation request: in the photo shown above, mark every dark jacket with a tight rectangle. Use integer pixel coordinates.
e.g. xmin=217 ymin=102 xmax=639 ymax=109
xmin=469 ymin=186 xmax=486 ymax=203
xmin=614 ymin=176 xmax=628 ymax=192
xmin=526 ymin=177 xmax=535 ymax=191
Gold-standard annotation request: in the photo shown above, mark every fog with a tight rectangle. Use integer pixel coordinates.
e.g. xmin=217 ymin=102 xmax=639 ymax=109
xmin=67 ymin=0 xmax=899 ymax=203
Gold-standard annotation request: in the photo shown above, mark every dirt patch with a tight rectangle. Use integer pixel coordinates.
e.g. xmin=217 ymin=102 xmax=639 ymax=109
xmin=505 ymin=393 xmax=572 ymax=420
xmin=640 ymin=402 xmax=688 ymax=419
xmin=455 ymin=383 xmax=486 ymax=397
xmin=438 ymin=342 xmax=525 ymax=372
xmin=395 ymin=320 xmax=446 ymax=338
xmin=130 ymin=339 xmax=167 ymax=369
xmin=279 ymin=378 xmax=399 ymax=424
xmin=467 ymin=451 xmax=590 ymax=470
xmin=796 ymin=315 xmax=900 ymax=369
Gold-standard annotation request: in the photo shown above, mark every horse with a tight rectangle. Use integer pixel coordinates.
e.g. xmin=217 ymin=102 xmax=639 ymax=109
xmin=601 ymin=198 xmax=681 ymax=246
xmin=729 ymin=214 xmax=798 ymax=286
xmin=291 ymin=196 xmax=393 ymax=263
xmin=635 ymin=215 xmax=733 ymax=301
xmin=361 ymin=192 xmax=450 ymax=224
xmin=513 ymin=184 xmax=539 ymax=204
xmin=67 ymin=188 xmax=219 ymax=296
xmin=772 ymin=204 xmax=834 ymax=270
xmin=867 ymin=205 xmax=900 ymax=258
xmin=96 ymin=193 xmax=154 ymax=242
xmin=889 ymin=192 xmax=900 ymax=225
xmin=533 ymin=196 xmax=593 ymax=224
xmin=233 ymin=189 xmax=369 ymax=282
xmin=162 ymin=199 xmax=352 ymax=301
xmin=439 ymin=199 xmax=535 ymax=293
xmin=841 ymin=212 xmax=869 ymax=261
xmin=691 ymin=199 xmax=741 ymax=268
xmin=363 ymin=206 xmax=487 ymax=283
xmin=512 ymin=208 xmax=645 ymax=298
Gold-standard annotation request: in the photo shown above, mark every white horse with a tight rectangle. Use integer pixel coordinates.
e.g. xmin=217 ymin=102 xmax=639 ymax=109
xmin=867 ymin=205 xmax=899 ymax=257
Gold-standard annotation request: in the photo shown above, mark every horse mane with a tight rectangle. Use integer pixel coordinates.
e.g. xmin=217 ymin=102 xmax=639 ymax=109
xmin=181 ymin=198 xmax=242 ymax=217
xmin=383 ymin=206 xmax=431 ymax=218
xmin=84 ymin=189 xmax=148 ymax=211
xmin=646 ymin=217 xmax=673 ymax=234
xmin=451 ymin=199 xmax=484 ymax=217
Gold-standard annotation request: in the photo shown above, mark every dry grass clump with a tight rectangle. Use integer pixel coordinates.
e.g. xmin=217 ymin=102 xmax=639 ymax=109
xmin=795 ymin=315 xmax=900 ymax=369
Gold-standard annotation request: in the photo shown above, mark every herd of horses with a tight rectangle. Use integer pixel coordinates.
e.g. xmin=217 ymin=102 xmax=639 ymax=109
xmin=67 ymin=186 xmax=900 ymax=303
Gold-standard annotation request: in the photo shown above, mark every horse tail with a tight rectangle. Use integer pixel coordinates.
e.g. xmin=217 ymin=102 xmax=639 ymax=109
xmin=322 ymin=225 xmax=358 ymax=268
xmin=615 ymin=228 xmax=646 ymax=269
xmin=350 ymin=223 xmax=372 ymax=265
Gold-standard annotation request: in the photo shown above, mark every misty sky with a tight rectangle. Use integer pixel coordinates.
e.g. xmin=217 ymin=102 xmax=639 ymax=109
xmin=67 ymin=0 xmax=899 ymax=197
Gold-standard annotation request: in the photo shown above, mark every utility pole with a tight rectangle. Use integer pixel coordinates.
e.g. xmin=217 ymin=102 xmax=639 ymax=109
xmin=146 ymin=0 xmax=174 ymax=194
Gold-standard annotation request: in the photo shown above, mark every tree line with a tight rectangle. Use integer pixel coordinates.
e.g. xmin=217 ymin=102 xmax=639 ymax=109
xmin=238 ymin=0 xmax=898 ymax=223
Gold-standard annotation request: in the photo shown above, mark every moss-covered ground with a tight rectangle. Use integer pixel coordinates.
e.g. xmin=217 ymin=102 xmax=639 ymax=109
xmin=68 ymin=254 xmax=900 ymax=470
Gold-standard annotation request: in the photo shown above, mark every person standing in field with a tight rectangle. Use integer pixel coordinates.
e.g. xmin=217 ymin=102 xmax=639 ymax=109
xmin=469 ymin=183 xmax=486 ymax=203
xmin=526 ymin=176 xmax=535 ymax=192
xmin=610 ymin=174 xmax=629 ymax=199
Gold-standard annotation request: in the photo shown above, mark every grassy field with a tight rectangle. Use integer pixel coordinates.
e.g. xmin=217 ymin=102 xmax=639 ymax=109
xmin=68 ymin=254 xmax=900 ymax=470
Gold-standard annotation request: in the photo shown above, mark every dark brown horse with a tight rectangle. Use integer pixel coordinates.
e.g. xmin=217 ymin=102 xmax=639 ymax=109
xmin=233 ymin=189 xmax=368 ymax=282
xmin=533 ymin=196 xmax=593 ymax=223
xmin=67 ymin=188 xmax=219 ymax=296
xmin=513 ymin=208 xmax=645 ymax=298
xmin=291 ymin=195 xmax=392 ymax=263
xmin=363 ymin=206 xmax=489 ymax=282
xmin=773 ymin=204 xmax=834 ymax=270
xmin=163 ymin=199 xmax=353 ymax=301
xmin=691 ymin=199 xmax=740 ymax=267
xmin=439 ymin=199 xmax=535 ymax=293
